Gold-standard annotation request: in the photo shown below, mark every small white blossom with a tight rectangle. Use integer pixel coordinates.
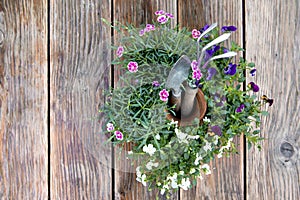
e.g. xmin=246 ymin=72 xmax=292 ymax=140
xmin=203 ymin=142 xmax=212 ymax=152
xmin=187 ymin=135 xmax=200 ymax=140
xmin=169 ymin=119 xmax=179 ymax=127
xmin=179 ymin=178 xmax=191 ymax=190
xmin=194 ymin=153 xmax=203 ymax=165
xmin=143 ymin=144 xmax=156 ymax=156
xmin=203 ymin=117 xmax=211 ymax=123
xmin=213 ymin=135 xmax=219 ymax=145
xmin=179 ymin=171 xmax=184 ymax=175
xmin=155 ymin=134 xmax=161 ymax=140
xmin=201 ymin=164 xmax=211 ymax=175
xmin=141 ymin=174 xmax=147 ymax=186
xmin=217 ymin=152 xmax=223 ymax=158
xmin=128 ymin=151 xmax=133 ymax=155
xmin=190 ymin=168 xmax=196 ymax=174
xmin=146 ymin=161 xmax=159 ymax=170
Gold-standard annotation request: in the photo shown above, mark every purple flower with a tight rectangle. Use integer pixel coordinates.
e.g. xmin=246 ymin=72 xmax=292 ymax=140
xmin=106 ymin=123 xmax=114 ymax=132
xmin=192 ymin=69 xmax=202 ymax=80
xmin=236 ymin=104 xmax=245 ymax=113
xmin=250 ymin=69 xmax=256 ymax=76
xmin=207 ymin=67 xmax=217 ymax=80
xmin=192 ymin=29 xmax=201 ymax=39
xmin=152 ymin=81 xmax=160 ymax=87
xmin=206 ymin=45 xmax=220 ymax=57
xmin=248 ymin=82 xmax=260 ymax=92
xmin=221 ymin=25 xmax=237 ymax=32
xmin=159 ymin=89 xmax=169 ymax=102
xmin=145 ymin=24 xmax=155 ymax=32
xmin=114 ymin=130 xmax=123 ymax=140
xmin=223 ymin=47 xmax=229 ymax=53
xmin=127 ymin=61 xmax=138 ymax=73
xmin=155 ymin=10 xmax=165 ymax=15
xmin=139 ymin=29 xmax=145 ymax=36
xmin=166 ymin=13 xmax=174 ymax=18
xmin=116 ymin=46 xmax=124 ymax=58
xmin=224 ymin=63 xmax=237 ymax=75
xmin=200 ymin=24 xmax=210 ymax=32
xmin=157 ymin=15 xmax=168 ymax=24
xmin=211 ymin=125 xmax=222 ymax=136
xmin=191 ymin=60 xmax=198 ymax=71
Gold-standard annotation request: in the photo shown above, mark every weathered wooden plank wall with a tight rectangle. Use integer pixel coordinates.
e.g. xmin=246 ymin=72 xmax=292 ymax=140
xmin=0 ymin=0 xmax=48 ymax=199
xmin=0 ymin=0 xmax=299 ymax=199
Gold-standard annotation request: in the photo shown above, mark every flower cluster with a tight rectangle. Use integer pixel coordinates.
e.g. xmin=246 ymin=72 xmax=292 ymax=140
xmin=101 ymin=10 xmax=273 ymax=197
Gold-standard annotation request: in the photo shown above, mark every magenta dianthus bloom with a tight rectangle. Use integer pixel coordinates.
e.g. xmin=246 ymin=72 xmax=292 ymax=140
xmin=155 ymin=10 xmax=165 ymax=15
xmin=192 ymin=69 xmax=202 ymax=80
xmin=157 ymin=15 xmax=168 ymax=24
xmin=159 ymin=89 xmax=169 ymax=102
xmin=106 ymin=123 xmax=114 ymax=132
xmin=191 ymin=60 xmax=199 ymax=71
xmin=127 ymin=61 xmax=138 ymax=73
xmin=116 ymin=46 xmax=124 ymax=57
xmin=115 ymin=130 xmax=123 ymax=141
xmin=192 ymin=29 xmax=201 ymax=39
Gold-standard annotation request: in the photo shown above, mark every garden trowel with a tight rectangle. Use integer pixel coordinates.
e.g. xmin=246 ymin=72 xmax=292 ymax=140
xmin=166 ymin=55 xmax=191 ymax=112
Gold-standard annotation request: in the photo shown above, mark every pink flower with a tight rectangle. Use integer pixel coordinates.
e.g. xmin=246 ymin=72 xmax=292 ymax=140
xmin=192 ymin=29 xmax=201 ymax=39
xmin=127 ymin=61 xmax=138 ymax=73
xmin=145 ymin=24 xmax=155 ymax=32
xmin=106 ymin=123 xmax=114 ymax=132
xmin=116 ymin=46 xmax=124 ymax=57
xmin=155 ymin=10 xmax=165 ymax=15
xmin=139 ymin=29 xmax=145 ymax=36
xmin=152 ymin=81 xmax=160 ymax=87
xmin=166 ymin=13 xmax=174 ymax=18
xmin=114 ymin=130 xmax=123 ymax=140
xmin=157 ymin=15 xmax=168 ymax=24
xmin=191 ymin=60 xmax=198 ymax=71
xmin=192 ymin=69 xmax=202 ymax=80
xmin=159 ymin=89 xmax=169 ymax=102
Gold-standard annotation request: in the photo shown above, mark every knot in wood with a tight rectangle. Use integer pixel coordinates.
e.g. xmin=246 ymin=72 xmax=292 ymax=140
xmin=280 ymin=142 xmax=294 ymax=158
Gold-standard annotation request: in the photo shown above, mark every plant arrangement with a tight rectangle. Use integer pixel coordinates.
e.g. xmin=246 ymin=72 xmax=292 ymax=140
xmin=100 ymin=10 xmax=273 ymax=197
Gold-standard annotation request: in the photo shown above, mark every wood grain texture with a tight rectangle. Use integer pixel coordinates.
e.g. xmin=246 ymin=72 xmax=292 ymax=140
xmin=50 ymin=0 xmax=112 ymax=199
xmin=246 ymin=0 xmax=300 ymax=199
xmin=113 ymin=1 xmax=178 ymax=199
xmin=0 ymin=0 xmax=48 ymax=199
xmin=178 ymin=0 xmax=244 ymax=199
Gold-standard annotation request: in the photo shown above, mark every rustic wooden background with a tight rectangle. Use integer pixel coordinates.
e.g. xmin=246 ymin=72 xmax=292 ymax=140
xmin=0 ymin=0 xmax=299 ymax=199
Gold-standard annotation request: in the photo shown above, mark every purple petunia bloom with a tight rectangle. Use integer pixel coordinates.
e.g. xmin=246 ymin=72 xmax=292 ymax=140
xmin=116 ymin=46 xmax=124 ymax=57
xmin=221 ymin=25 xmax=237 ymax=32
xmin=224 ymin=63 xmax=237 ymax=76
xmin=127 ymin=61 xmax=138 ymax=73
xmin=211 ymin=125 xmax=222 ymax=136
xmin=236 ymin=104 xmax=245 ymax=113
xmin=200 ymin=24 xmax=210 ymax=32
xmin=157 ymin=15 xmax=168 ymax=24
xmin=207 ymin=67 xmax=217 ymax=80
xmin=115 ymin=130 xmax=123 ymax=140
xmin=223 ymin=47 xmax=229 ymax=53
xmin=192 ymin=69 xmax=202 ymax=80
xmin=159 ymin=89 xmax=169 ymax=102
xmin=152 ymin=81 xmax=160 ymax=87
xmin=250 ymin=69 xmax=256 ymax=76
xmin=248 ymin=82 xmax=260 ymax=92
xmin=206 ymin=45 xmax=220 ymax=57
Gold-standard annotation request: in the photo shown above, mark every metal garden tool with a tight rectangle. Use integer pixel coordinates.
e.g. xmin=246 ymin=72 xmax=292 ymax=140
xmin=166 ymin=55 xmax=191 ymax=113
xmin=181 ymin=81 xmax=199 ymax=117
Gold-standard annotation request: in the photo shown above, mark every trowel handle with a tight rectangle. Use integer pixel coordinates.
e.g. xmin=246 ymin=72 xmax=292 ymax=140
xmin=169 ymin=90 xmax=181 ymax=113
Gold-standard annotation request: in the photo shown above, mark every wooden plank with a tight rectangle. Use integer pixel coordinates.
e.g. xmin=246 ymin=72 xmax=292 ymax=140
xmin=112 ymin=1 xmax=178 ymax=199
xmin=50 ymin=0 xmax=112 ymax=199
xmin=178 ymin=0 xmax=245 ymax=199
xmin=0 ymin=0 xmax=48 ymax=199
xmin=246 ymin=0 xmax=300 ymax=199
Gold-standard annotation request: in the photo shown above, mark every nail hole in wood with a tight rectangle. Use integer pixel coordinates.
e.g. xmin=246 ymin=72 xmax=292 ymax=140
xmin=280 ymin=142 xmax=294 ymax=158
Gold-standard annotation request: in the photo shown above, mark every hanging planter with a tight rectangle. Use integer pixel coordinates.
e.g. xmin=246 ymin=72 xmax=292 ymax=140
xmin=100 ymin=10 xmax=273 ymax=197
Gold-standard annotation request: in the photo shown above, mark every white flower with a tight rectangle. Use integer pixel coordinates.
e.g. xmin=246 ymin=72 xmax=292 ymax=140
xmin=179 ymin=171 xmax=184 ymax=175
xmin=190 ymin=168 xmax=196 ymax=174
xmin=155 ymin=134 xmax=161 ymax=140
xmin=106 ymin=123 xmax=114 ymax=131
xmin=171 ymin=180 xmax=178 ymax=188
xmin=143 ymin=144 xmax=156 ymax=156
xmin=175 ymin=128 xmax=189 ymax=143
xmin=203 ymin=117 xmax=211 ymax=123
xmin=160 ymin=188 xmax=166 ymax=195
xmin=169 ymin=119 xmax=178 ymax=127
xmin=187 ymin=135 xmax=200 ymax=140
xmin=136 ymin=166 xmax=142 ymax=178
xmin=179 ymin=178 xmax=191 ymax=190
xmin=141 ymin=174 xmax=147 ymax=186
xmin=203 ymin=142 xmax=212 ymax=152
xmin=201 ymin=164 xmax=211 ymax=175
xmin=194 ymin=153 xmax=203 ymax=165
xmin=160 ymin=183 xmax=170 ymax=195
xmin=217 ymin=152 xmax=223 ymax=158
xmin=146 ymin=161 xmax=159 ymax=170
xmin=128 ymin=151 xmax=133 ymax=155
xmin=213 ymin=135 xmax=219 ymax=145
